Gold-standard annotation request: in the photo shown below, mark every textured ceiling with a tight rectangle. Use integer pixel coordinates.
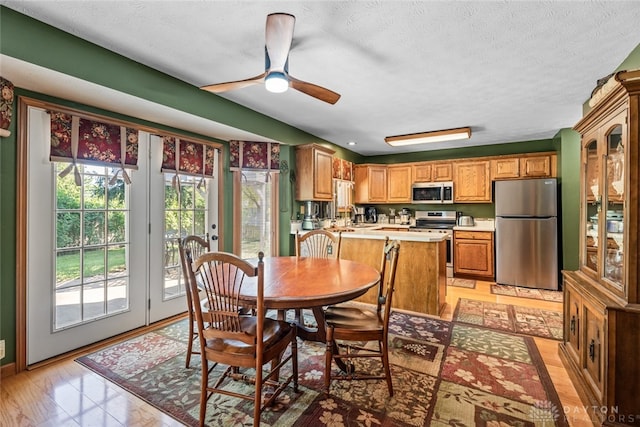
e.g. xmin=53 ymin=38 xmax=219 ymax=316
xmin=3 ymin=1 xmax=640 ymax=155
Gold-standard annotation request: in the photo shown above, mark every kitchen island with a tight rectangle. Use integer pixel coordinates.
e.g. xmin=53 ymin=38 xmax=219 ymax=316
xmin=336 ymin=227 xmax=447 ymax=317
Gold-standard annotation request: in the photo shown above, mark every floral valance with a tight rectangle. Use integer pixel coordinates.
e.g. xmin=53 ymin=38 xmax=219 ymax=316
xmin=229 ymin=140 xmax=280 ymax=171
xmin=160 ymin=136 xmax=216 ymax=177
xmin=49 ymin=111 xmax=139 ymax=185
xmin=1 ymin=76 xmax=14 ymax=137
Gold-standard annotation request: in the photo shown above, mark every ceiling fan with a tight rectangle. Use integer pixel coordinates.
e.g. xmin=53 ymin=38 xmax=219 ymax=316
xmin=200 ymin=13 xmax=341 ymax=105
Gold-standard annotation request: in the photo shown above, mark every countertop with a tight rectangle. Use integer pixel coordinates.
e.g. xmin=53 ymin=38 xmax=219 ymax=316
xmin=453 ymin=219 xmax=495 ymax=232
xmin=293 ymin=223 xmax=446 ymax=242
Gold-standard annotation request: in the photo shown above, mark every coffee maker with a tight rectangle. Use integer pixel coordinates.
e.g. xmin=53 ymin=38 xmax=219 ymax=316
xmin=365 ymin=207 xmax=378 ymax=223
xmin=353 ymin=207 xmax=365 ymax=224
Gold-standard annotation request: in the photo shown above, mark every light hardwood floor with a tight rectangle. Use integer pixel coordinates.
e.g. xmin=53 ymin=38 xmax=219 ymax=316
xmin=0 ymin=280 xmax=595 ymax=426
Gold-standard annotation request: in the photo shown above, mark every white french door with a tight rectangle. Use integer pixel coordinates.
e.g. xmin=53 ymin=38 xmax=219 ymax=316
xmin=26 ymin=107 xmax=219 ymax=364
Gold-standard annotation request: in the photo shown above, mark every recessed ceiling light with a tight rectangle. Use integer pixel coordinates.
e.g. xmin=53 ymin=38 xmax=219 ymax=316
xmin=347 ymin=141 xmax=357 ymax=146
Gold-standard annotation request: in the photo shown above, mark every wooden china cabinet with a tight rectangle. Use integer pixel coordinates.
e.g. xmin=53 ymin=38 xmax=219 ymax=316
xmin=559 ymin=70 xmax=640 ymax=426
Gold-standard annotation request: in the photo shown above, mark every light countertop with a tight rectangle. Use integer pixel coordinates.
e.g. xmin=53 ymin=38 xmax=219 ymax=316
xmin=453 ymin=219 xmax=495 ymax=232
xmin=292 ymin=223 xmax=446 ymax=242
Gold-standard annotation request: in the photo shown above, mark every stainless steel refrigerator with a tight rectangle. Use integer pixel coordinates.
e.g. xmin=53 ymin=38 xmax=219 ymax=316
xmin=495 ymin=178 xmax=558 ymax=290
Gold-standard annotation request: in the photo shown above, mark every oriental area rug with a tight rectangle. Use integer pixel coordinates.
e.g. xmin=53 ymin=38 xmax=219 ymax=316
xmin=452 ymin=298 xmax=563 ymax=341
xmin=76 ymin=313 xmax=568 ymax=426
xmin=490 ymin=284 xmax=563 ymax=302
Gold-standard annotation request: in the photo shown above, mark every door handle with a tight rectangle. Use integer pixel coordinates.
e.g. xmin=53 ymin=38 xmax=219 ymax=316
xmin=570 ymin=316 xmax=576 ymax=334
xmin=589 ymin=339 xmax=596 ymax=362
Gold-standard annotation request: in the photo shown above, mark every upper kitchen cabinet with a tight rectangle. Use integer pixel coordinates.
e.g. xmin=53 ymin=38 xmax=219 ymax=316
xmin=354 ymin=164 xmax=387 ymax=203
xmin=295 ymin=144 xmax=335 ymax=201
xmin=491 ymin=153 xmax=557 ymax=180
xmin=559 ymin=69 xmax=640 ymax=423
xmin=453 ymin=160 xmax=491 ymax=202
xmin=491 ymin=157 xmax=520 ymax=179
xmin=520 ymin=154 xmax=555 ymax=177
xmin=431 ymin=162 xmax=453 ymax=181
xmin=412 ymin=162 xmax=432 ymax=182
xmin=386 ymin=165 xmax=412 ymax=203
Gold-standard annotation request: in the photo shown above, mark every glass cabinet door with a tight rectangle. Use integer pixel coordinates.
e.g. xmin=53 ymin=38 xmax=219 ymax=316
xmin=584 ymin=139 xmax=600 ymax=275
xmin=603 ymin=124 xmax=624 ymax=289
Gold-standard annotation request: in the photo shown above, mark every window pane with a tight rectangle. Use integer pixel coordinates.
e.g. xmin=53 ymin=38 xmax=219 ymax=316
xmin=57 ymin=212 xmax=81 ymax=248
xmin=83 ymin=281 xmax=106 ymax=320
xmin=164 ymin=266 xmax=181 ymax=298
xmin=180 ymin=210 xmax=194 ymax=237
xmin=84 ymin=211 xmax=105 ymax=245
xmin=107 ymin=277 xmax=128 ymax=313
xmin=194 ymin=210 xmax=206 ymax=236
xmin=107 ymin=179 xmax=126 ymax=209
xmin=83 ymin=174 xmax=106 ymax=209
xmin=107 ymin=244 xmax=127 ymax=278
xmin=56 ymin=165 xmax=81 ymax=209
xmin=180 ymin=185 xmax=194 ymax=209
xmin=56 ymin=249 xmax=80 ymax=286
xmin=83 ymin=247 xmax=105 ymax=281
xmin=107 ymin=211 xmax=126 ymax=243
xmin=165 ymin=183 xmax=179 ymax=209
xmin=195 ymin=185 xmax=206 ymax=209
xmin=56 ymin=286 xmax=81 ymax=329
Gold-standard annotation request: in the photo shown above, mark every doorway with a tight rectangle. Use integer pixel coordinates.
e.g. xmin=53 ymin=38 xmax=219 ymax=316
xmin=23 ymin=103 xmax=220 ymax=365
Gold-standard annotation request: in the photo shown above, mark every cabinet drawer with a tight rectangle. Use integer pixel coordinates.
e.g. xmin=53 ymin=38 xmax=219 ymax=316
xmin=454 ymin=231 xmax=492 ymax=240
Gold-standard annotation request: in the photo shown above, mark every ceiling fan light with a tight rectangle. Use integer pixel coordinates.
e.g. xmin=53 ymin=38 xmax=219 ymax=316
xmin=265 ymin=72 xmax=289 ymax=93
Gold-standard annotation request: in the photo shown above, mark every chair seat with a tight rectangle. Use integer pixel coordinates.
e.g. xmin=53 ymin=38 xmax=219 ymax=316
xmin=204 ymin=317 xmax=294 ymax=355
xmin=325 ymin=305 xmax=383 ymax=331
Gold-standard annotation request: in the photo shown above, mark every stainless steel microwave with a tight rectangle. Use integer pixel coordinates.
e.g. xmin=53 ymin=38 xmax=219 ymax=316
xmin=411 ymin=182 xmax=454 ymax=204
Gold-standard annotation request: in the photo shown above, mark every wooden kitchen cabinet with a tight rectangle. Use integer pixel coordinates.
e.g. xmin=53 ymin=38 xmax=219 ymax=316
xmin=453 ymin=230 xmax=494 ymax=279
xmin=412 ymin=162 xmax=432 ymax=182
xmin=354 ymin=164 xmax=387 ymax=203
xmin=520 ymin=154 xmax=553 ymax=177
xmin=491 ymin=153 xmax=557 ymax=180
xmin=295 ymin=144 xmax=335 ymax=201
xmin=491 ymin=157 xmax=520 ymax=179
xmin=559 ymin=69 xmax=640 ymax=425
xmin=431 ymin=162 xmax=453 ymax=181
xmin=453 ymin=160 xmax=491 ymax=202
xmin=386 ymin=165 xmax=412 ymax=203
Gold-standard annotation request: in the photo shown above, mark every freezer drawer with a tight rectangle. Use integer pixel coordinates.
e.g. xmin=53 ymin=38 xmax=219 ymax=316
xmin=495 ymin=217 xmax=558 ymax=290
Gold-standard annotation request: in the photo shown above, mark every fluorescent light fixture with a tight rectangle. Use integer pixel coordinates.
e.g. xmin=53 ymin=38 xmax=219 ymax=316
xmin=265 ymin=72 xmax=289 ymax=93
xmin=385 ymin=127 xmax=471 ymax=147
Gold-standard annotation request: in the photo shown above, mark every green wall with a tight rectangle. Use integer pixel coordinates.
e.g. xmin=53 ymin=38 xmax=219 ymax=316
xmin=557 ymin=128 xmax=581 ymax=271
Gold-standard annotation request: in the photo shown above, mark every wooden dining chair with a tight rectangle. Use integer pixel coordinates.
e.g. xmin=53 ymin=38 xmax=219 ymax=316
xmin=178 ymin=234 xmax=209 ymax=368
xmin=185 ymin=250 xmax=299 ymax=427
xmin=324 ymin=238 xmax=400 ymax=396
xmin=295 ymin=229 xmax=341 ymax=259
xmin=292 ymin=229 xmax=341 ymax=324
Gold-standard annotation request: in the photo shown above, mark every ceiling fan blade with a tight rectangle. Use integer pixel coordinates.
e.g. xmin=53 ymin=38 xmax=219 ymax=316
xmin=200 ymin=72 xmax=266 ymax=93
xmin=289 ymin=76 xmax=341 ymax=105
xmin=265 ymin=13 xmax=295 ymax=71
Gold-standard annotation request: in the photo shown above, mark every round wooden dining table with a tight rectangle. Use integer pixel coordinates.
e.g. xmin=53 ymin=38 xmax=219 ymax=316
xmin=239 ymin=256 xmax=381 ymax=342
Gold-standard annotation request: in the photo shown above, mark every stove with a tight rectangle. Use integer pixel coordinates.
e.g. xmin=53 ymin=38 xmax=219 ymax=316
xmin=409 ymin=211 xmax=457 ymax=277
xmin=411 ymin=210 xmax=457 ymax=231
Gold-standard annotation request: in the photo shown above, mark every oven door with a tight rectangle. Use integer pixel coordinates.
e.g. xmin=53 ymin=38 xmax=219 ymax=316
xmin=411 ymin=183 xmax=443 ymax=203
